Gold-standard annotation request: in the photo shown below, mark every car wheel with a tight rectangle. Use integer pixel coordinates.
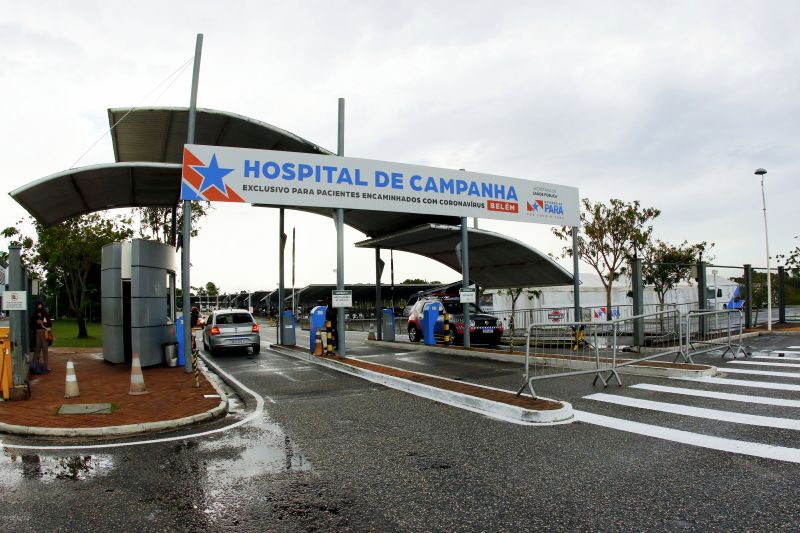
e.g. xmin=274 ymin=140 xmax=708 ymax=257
xmin=210 ymin=346 xmax=219 ymax=357
xmin=408 ymin=325 xmax=421 ymax=342
xmin=253 ymin=344 xmax=260 ymax=355
xmin=203 ymin=337 xmax=209 ymax=351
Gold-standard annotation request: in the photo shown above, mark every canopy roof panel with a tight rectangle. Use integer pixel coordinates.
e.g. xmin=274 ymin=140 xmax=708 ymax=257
xmin=108 ymin=107 xmax=333 ymax=163
xmin=9 ymin=163 xmax=181 ymax=226
xmin=356 ymin=224 xmax=573 ymax=289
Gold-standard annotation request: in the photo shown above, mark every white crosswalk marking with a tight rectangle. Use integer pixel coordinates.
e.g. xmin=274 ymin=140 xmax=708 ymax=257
xmin=722 ymin=367 xmax=800 ymax=378
xmin=729 ymin=360 xmax=800 ymax=368
xmin=584 ymin=393 xmax=800 ymax=430
xmin=630 ymin=383 xmax=800 ymax=408
xmin=752 ymin=355 xmax=800 ymax=362
xmin=672 ymin=375 xmax=800 ymax=392
xmin=573 ymin=410 xmax=800 ymax=463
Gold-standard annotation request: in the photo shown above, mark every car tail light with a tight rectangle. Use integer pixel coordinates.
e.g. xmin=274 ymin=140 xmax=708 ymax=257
xmin=210 ymin=326 xmax=220 ymax=336
xmin=252 ymin=323 xmax=260 ymax=333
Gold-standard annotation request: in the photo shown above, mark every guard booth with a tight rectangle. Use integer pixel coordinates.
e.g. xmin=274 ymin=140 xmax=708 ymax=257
xmin=101 ymin=239 xmax=177 ymax=367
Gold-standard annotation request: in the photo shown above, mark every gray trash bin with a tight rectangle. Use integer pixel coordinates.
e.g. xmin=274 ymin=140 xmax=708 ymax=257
xmin=382 ymin=308 xmax=395 ymax=341
xmin=281 ymin=310 xmax=296 ymax=345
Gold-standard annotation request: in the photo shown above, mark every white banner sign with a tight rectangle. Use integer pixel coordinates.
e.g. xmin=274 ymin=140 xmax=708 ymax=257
xmin=2 ymin=291 xmax=27 ymax=311
xmin=331 ymin=290 xmax=353 ymax=308
xmin=459 ymin=288 xmax=477 ymax=304
xmin=181 ymin=145 xmax=580 ymax=226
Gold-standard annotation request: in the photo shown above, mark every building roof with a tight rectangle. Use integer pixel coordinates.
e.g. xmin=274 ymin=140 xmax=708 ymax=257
xmin=356 ymin=224 xmax=573 ymax=289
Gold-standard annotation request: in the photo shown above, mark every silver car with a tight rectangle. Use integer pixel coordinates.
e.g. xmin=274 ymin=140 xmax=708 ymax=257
xmin=202 ymin=309 xmax=261 ymax=355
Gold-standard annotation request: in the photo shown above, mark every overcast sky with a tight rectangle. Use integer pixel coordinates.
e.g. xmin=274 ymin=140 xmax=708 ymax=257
xmin=1 ymin=1 xmax=798 ymax=293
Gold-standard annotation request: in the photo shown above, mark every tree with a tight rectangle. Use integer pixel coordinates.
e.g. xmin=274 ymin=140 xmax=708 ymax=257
xmin=135 ymin=203 xmax=211 ymax=244
xmin=498 ymin=287 xmax=541 ymax=353
xmin=553 ymin=198 xmax=660 ymax=319
xmin=402 ymin=278 xmax=440 ymax=284
xmin=205 ymin=281 xmax=220 ymax=296
xmin=4 ymin=214 xmax=133 ymax=337
xmin=778 ymin=235 xmax=800 ymax=276
xmin=642 ymin=240 xmax=711 ymax=306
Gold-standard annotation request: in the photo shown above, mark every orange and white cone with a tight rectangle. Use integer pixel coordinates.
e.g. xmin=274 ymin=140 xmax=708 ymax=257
xmin=64 ymin=359 xmax=80 ymax=398
xmin=313 ymin=330 xmax=323 ymax=356
xmin=129 ymin=352 xmax=149 ymax=395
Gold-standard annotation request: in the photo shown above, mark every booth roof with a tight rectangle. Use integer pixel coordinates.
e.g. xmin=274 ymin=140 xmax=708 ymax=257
xmin=356 ymin=224 xmax=573 ymax=290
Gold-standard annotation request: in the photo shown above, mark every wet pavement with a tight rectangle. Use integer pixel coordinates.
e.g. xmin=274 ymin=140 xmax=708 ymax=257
xmin=1 ymin=330 xmax=800 ymax=531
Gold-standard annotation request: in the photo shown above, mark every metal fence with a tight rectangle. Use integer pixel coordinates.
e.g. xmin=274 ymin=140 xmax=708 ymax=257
xmin=683 ymin=309 xmax=748 ymax=360
xmin=516 ymin=310 xmax=682 ymax=398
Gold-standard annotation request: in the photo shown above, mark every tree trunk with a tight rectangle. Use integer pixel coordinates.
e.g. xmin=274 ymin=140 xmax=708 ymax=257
xmin=75 ymin=309 xmax=88 ymax=338
xmin=605 ymin=284 xmax=613 ymax=321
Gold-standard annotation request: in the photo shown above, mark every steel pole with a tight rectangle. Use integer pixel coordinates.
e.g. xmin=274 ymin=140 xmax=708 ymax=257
xmin=278 ymin=208 xmax=286 ymax=344
xmin=8 ymin=246 xmax=26 ymax=386
xmin=461 ymin=217 xmax=470 ymax=348
xmin=182 ymin=33 xmax=203 ymax=373
xmin=571 ymin=226 xmax=581 ymax=322
xmin=760 ymin=175 xmax=772 ymax=331
xmin=375 ymin=247 xmax=382 ymax=341
xmin=337 ymin=97 xmax=346 ymax=357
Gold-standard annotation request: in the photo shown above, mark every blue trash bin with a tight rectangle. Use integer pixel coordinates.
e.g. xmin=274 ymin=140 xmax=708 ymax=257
xmin=421 ymin=301 xmax=442 ymax=346
xmin=176 ymin=315 xmax=185 ymax=366
xmin=309 ymin=306 xmax=328 ymax=352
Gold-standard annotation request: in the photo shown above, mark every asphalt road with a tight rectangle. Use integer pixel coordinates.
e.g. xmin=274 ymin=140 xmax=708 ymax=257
xmin=1 ymin=329 xmax=800 ymax=531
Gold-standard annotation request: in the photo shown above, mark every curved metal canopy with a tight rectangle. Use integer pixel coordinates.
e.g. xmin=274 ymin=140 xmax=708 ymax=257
xmin=356 ymin=224 xmax=573 ymax=289
xmin=108 ymin=106 xmax=333 ymax=162
xmin=9 ymin=162 xmax=181 ymax=226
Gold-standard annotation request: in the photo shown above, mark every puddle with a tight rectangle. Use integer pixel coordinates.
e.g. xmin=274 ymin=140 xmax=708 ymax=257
xmin=201 ymin=418 xmax=310 ymax=479
xmin=0 ymin=449 xmax=114 ymax=485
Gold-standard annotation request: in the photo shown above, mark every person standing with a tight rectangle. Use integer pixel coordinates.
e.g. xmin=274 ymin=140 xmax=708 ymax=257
xmin=30 ymin=302 xmax=52 ymax=373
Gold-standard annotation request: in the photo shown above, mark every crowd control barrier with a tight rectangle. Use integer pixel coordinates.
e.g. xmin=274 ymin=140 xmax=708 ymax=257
xmin=682 ymin=309 xmax=747 ymax=360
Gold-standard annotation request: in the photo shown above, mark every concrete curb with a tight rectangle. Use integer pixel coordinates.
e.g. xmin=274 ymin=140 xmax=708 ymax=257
xmin=270 ymin=345 xmax=573 ymax=425
xmin=368 ymin=340 xmax=717 ymax=379
xmin=0 ymin=363 xmax=228 ymax=439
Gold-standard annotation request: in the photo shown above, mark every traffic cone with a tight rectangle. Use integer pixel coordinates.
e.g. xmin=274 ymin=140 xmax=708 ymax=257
xmin=313 ymin=330 xmax=323 ymax=356
xmin=129 ymin=352 xmax=149 ymax=395
xmin=64 ymin=359 xmax=80 ymax=398
xmin=368 ymin=321 xmax=376 ymax=341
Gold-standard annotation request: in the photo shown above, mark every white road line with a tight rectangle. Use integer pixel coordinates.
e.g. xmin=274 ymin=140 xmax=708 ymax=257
xmin=630 ymin=383 xmax=800 ymax=408
xmin=773 ymin=350 xmax=800 ymax=354
xmin=788 ymin=346 xmax=800 ymax=349
xmin=397 ymin=356 xmax=431 ymax=365
xmin=753 ymin=355 xmax=800 ymax=362
xmin=0 ymin=355 xmax=265 ymax=451
xmin=584 ymin=393 xmax=800 ymax=430
xmin=272 ymin=371 xmax=298 ymax=382
xmin=729 ymin=360 xmax=800 ymax=369
xmin=722 ymin=368 xmax=800 ymax=379
xmin=672 ymin=376 xmax=800 ymax=392
xmin=573 ymin=410 xmax=800 ymax=463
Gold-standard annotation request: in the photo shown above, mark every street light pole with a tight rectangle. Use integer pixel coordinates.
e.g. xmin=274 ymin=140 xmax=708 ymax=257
xmin=755 ymin=168 xmax=771 ymax=331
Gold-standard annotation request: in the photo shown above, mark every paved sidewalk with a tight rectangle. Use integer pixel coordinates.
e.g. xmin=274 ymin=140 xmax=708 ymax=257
xmin=0 ymin=348 xmax=226 ymax=437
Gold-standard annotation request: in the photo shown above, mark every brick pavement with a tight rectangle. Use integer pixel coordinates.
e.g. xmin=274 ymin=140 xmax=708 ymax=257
xmin=0 ymin=348 xmax=219 ymax=429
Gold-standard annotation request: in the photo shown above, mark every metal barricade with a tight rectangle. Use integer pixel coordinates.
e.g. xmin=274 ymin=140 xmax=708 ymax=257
xmin=516 ymin=310 xmax=682 ymax=398
xmin=683 ymin=309 xmax=747 ymax=359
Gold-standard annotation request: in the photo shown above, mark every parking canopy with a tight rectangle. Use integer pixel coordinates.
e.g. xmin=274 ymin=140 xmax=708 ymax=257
xmin=9 ymin=162 xmax=181 ymax=226
xmin=355 ymin=224 xmax=573 ymax=289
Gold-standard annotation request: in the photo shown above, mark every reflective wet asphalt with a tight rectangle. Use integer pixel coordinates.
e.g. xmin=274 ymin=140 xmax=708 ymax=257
xmin=1 ymin=330 xmax=800 ymax=531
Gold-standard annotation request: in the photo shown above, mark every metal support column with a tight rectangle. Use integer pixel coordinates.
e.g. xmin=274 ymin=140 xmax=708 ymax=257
xmin=744 ymin=264 xmax=752 ymax=328
xmin=572 ymin=226 xmax=581 ymax=322
xmin=336 ymin=97 xmax=346 ymax=357
xmin=778 ymin=266 xmax=786 ymax=324
xmin=375 ymin=247 xmax=383 ymax=341
xmin=8 ymin=246 xmax=26 ymax=386
xmin=461 ymin=217 xmax=470 ymax=348
xmin=278 ymin=208 xmax=286 ymax=344
xmin=631 ymin=256 xmax=644 ymax=346
xmin=182 ymin=33 xmax=203 ymax=374
xmin=696 ymin=260 xmax=707 ymax=337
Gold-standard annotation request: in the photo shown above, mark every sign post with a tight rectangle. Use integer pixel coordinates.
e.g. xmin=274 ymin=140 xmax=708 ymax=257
xmin=331 ymin=290 xmax=353 ymax=308
xmin=2 ymin=291 xmax=28 ymax=311
xmin=459 ymin=288 xmax=476 ymax=304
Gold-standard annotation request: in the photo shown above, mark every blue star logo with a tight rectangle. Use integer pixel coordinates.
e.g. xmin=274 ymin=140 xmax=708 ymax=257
xmin=193 ymin=154 xmax=234 ymax=194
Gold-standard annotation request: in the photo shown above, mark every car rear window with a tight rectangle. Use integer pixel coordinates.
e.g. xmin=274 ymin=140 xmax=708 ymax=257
xmin=216 ymin=313 xmax=253 ymax=325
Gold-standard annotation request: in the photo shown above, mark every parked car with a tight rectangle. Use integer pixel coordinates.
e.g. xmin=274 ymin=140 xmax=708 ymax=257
xmin=202 ymin=309 xmax=260 ymax=355
xmin=406 ymin=296 xmax=503 ymax=347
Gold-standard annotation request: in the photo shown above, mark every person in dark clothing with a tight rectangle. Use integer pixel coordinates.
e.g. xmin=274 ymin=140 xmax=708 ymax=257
xmin=29 ymin=303 xmax=52 ymax=373
xmin=324 ymin=299 xmax=338 ymax=353
xmin=190 ymin=307 xmax=200 ymax=329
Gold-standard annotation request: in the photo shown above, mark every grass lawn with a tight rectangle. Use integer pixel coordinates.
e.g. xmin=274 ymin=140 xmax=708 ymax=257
xmin=51 ymin=319 xmax=103 ymax=348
